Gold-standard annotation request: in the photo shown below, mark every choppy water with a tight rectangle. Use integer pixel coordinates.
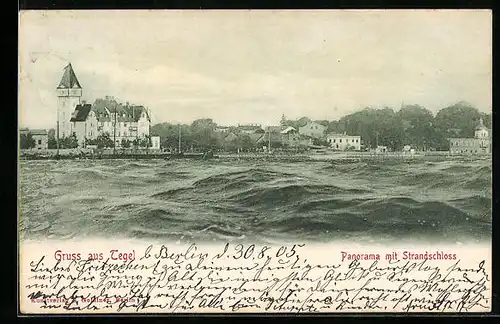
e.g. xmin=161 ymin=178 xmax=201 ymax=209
xmin=18 ymin=158 xmax=492 ymax=244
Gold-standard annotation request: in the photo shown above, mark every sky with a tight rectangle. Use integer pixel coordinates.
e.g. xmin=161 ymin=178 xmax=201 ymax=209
xmin=18 ymin=10 xmax=492 ymax=129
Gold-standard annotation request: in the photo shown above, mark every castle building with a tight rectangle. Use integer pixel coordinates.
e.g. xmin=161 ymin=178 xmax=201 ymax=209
xmin=57 ymin=63 xmax=82 ymax=138
xmin=448 ymin=118 xmax=491 ymax=154
xmin=56 ymin=63 xmax=151 ymax=148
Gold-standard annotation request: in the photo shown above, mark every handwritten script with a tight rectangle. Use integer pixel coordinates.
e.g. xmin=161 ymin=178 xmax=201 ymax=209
xmin=21 ymin=243 xmax=490 ymax=313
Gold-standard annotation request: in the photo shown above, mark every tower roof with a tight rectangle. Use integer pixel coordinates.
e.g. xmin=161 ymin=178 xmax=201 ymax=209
xmin=475 ymin=117 xmax=488 ymax=131
xmin=57 ymin=63 xmax=82 ymax=89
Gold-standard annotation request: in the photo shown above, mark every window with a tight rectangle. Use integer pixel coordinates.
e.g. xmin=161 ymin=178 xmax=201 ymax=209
xmin=356 ymin=139 xmax=359 ymax=143
xmin=333 ymin=139 xmax=336 ymax=143
xmin=38 ymin=140 xmax=41 ymax=145
xmin=352 ymin=139 xmax=355 ymax=143
xmin=340 ymin=139 xmax=342 ymax=143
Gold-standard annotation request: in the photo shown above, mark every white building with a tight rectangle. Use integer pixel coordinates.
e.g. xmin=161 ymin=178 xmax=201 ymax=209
xmin=151 ymin=136 xmax=161 ymax=150
xmin=326 ymin=133 xmax=361 ymax=151
xmin=56 ymin=63 xmax=151 ymax=148
xmin=56 ymin=63 xmax=82 ymax=138
xmin=449 ymin=118 xmax=491 ymax=154
xmin=299 ymin=121 xmax=327 ymax=139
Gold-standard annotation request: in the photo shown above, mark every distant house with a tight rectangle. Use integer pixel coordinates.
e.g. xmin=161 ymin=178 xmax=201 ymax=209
xmin=298 ymin=121 xmax=326 ymax=139
xmin=448 ymin=118 xmax=491 ymax=154
xmin=375 ymin=146 xmax=388 ymax=154
xmin=237 ymin=124 xmax=264 ymax=134
xmin=20 ymin=128 xmax=48 ymax=150
xmin=326 ymin=133 xmax=361 ymax=151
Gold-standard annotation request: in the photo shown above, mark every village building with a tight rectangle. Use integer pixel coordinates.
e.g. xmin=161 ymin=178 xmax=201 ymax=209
xmin=20 ymin=128 xmax=48 ymax=150
xmin=57 ymin=64 xmax=152 ymax=148
xmin=298 ymin=121 xmax=327 ymax=139
xmin=326 ymin=133 xmax=361 ymax=151
xmin=279 ymin=126 xmax=312 ymax=147
xmin=448 ymin=118 xmax=491 ymax=154
xmin=237 ymin=124 xmax=264 ymax=134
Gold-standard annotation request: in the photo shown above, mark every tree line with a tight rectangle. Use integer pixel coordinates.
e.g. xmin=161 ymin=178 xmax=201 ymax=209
xmin=149 ymin=101 xmax=491 ymax=152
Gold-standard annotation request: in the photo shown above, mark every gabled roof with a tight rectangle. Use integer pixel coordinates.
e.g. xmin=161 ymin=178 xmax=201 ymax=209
xmin=70 ymin=104 xmax=92 ymax=122
xmin=91 ymin=98 xmax=150 ymax=122
xmin=57 ymin=63 xmax=82 ymax=89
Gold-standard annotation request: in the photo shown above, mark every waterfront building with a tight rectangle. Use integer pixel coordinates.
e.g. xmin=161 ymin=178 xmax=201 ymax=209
xmin=20 ymin=128 xmax=48 ymax=150
xmin=298 ymin=121 xmax=327 ymax=139
xmin=56 ymin=64 xmax=151 ymax=148
xmin=326 ymin=133 xmax=361 ymax=151
xmin=56 ymin=63 xmax=82 ymax=139
xmin=448 ymin=118 xmax=491 ymax=154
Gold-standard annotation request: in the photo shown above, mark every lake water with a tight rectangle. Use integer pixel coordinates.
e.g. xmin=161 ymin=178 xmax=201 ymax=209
xmin=18 ymin=158 xmax=491 ymax=244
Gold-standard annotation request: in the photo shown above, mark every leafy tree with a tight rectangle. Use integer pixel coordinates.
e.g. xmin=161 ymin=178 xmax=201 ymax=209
xmin=313 ymin=138 xmax=329 ymax=147
xmin=95 ymin=133 xmax=114 ymax=149
xmin=59 ymin=134 xmax=79 ymax=149
xmin=339 ymin=107 xmax=404 ymax=151
xmin=314 ymin=120 xmax=330 ymax=127
xmin=433 ymin=101 xmax=483 ymax=150
xmin=140 ymin=136 xmax=151 ymax=148
xmin=121 ymin=138 xmax=131 ymax=149
xmin=397 ymin=105 xmax=435 ymax=150
xmin=20 ymin=133 xmax=36 ymax=149
xmin=327 ymin=120 xmax=345 ymax=134
xmin=47 ymin=129 xmax=57 ymax=149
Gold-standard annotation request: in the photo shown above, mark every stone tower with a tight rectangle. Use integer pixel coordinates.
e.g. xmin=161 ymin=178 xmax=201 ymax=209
xmin=56 ymin=63 xmax=82 ymax=138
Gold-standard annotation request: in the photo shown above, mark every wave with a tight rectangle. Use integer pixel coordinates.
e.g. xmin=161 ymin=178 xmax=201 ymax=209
xmin=18 ymin=158 xmax=492 ymax=242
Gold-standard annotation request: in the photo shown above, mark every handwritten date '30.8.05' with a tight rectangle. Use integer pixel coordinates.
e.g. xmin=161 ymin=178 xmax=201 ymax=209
xmin=23 ymin=243 xmax=490 ymax=313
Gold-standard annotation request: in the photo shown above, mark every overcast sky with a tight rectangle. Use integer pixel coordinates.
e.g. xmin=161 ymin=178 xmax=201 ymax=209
xmin=19 ymin=10 xmax=491 ymax=129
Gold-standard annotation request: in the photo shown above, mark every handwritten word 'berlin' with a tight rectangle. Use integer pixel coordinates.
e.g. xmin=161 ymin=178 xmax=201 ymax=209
xmin=23 ymin=243 xmax=490 ymax=313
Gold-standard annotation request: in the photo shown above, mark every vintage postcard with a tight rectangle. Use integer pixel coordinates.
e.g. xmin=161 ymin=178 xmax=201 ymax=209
xmin=18 ymin=10 xmax=492 ymax=314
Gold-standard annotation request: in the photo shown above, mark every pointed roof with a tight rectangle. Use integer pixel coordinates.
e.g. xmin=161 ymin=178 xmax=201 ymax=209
xmin=57 ymin=63 xmax=82 ymax=89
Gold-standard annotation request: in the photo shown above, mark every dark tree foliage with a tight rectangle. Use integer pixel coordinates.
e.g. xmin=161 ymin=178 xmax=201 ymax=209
xmin=20 ymin=133 xmax=36 ymax=149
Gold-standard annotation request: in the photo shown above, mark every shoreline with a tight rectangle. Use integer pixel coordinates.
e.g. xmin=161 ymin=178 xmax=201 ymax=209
xmin=19 ymin=151 xmax=491 ymax=162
